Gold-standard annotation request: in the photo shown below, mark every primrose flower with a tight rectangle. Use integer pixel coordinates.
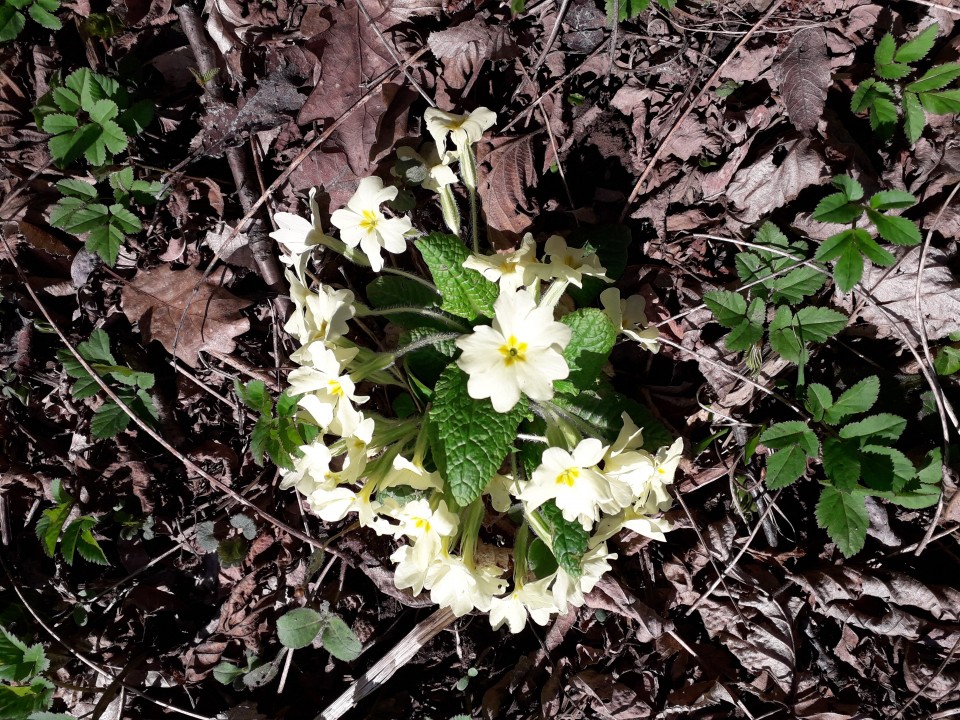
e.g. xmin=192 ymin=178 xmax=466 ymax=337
xmin=330 ymin=177 xmax=412 ymax=272
xmin=455 ymin=288 xmax=572 ymax=413
xmin=271 ymin=188 xmax=332 ymax=280
xmin=424 ymin=107 xmax=497 ymax=153
xmin=280 ymin=442 xmax=333 ymax=496
xmin=550 ymin=543 xmax=616 ymax=609
xmin=600 ymin=288 xmax=659 ymax=353
xmin=463 ymin=234 xmax=544 ymax=292
xmin=426 ymin=555 xmax=506 ymax=616
xmin=306 ymin=485 xmax=361 ymax=522
xmin=520 ymin=438 xmax=633 ymax=530
xmin=284 ymin=280 xmax=356 ymax=347
xmin=379 ymin=455 xmax=443 ymax=492
xmin=489 ymin=576 xmax=559 ymax=633
xmin=395 ymin=144 xmax=458 ymax=193
xmin=539 ymin=235 xmax=609 ymax=288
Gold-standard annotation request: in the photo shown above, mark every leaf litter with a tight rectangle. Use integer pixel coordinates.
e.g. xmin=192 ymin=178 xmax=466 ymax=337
xmin=1 ymin=0 xmax=960 ymax=718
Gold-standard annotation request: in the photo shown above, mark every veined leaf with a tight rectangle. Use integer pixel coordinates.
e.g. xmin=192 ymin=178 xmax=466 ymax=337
xmin=895 ymin=23 xmax=938 ymax=63
xmin=919 ymin=89 xmax=960 ymax=115
xmin=415 ymin=233 xmax=497 ymax=321
xmin=539 ymin=501 xmax=588 ymax=578
xmin=765 ymin=445 xmax=809 ymax=489
xmin=823 ymin=376 xmax=879 ymax=424
xmin=760 ymin=421 xmax=818 ymax=456
xmin=905 ymin=62 xmax=960 ymax=93
xmin=321 ymin=616 xmax=362 ymax=662
xmin=902 ymin=92 xmax=925 ymax=143
xmin=839 ymin=413 xmax=907 ymax=442
xmin=873 ymin=33 xmax=896 ymax=69
xmin=276 ymin=608 xmax=323 ymax=649
xmin=812 ymin=193 xmax=862 ymax=224
xmin=0 ymin=626 xmax=49 ymax=682
xmin=831 ymin=174 xmax=864 ymax=202
xmin=869 ymin=190 xmax=916 ymax=211
xmin=865 ymin=209 xmax=921 ymax=246
xmin=816 ymin=486 xmax=868 ymax=557
xmin=559 ymin=308 xmax=617 ymax=389
xmin=822 ymin=437 xmax=861 ymax=490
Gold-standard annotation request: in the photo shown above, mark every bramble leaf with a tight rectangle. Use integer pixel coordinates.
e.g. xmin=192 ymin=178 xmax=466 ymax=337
xmin=823 ymin=376 xmax=879 ymax=424
xmin=865 ymin=209 xmax=921 ymax=246
xmin=816 ymin=486 xmax=868 ymax=557
xmin=764 ymin=444 xmax=809 ymax=489
xmin=895 ymin=23 xmax=938 ymax=63
xmin=839 ymin=413 xmax=907 ymax=442
xmin=905 ymin=63 xmax=960 ymax=93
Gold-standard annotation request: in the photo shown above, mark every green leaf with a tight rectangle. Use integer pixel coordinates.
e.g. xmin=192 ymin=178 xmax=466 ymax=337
xmin=0 ymin=627 xmax=48 ymax=682
xmin=552 ymin=386 xmax=670 ymax=450
xmin=703 ymin=290 xmax=747 ymax=329
xmin=813 ymin=193 xmax=862 ymax=223
xmin=0 ymin=6 xmax=26 ymax=42
xmin=365 ymin=275 xmax=443 ymax=330
xmin=90 ymin=401 xmax=130 ymax=437
xmin=277 ymin=608 xmax=323 ymax=649
xmin=823 ymin=376 xmax=879 ymax=424
xmin=0 ymin=677 xmax=54 ymax=720
xmin=856 ymin=234 xmax=896 ymax=267
xmin=831 ymin=239 xmax=865 ymax=293
xmin=869 ymin=97 xmax=898 ymax=133
xmin=873 ymin=33 xmax=896 ymax=68
xmin=566 ymin=224 xmax=631 ymax=306
xmin=934 ymin=346 xmax=960 ymax=376
xmin=792 ymin=306 xmax=848 ymax=343
xmin=56 ymin=178 xmax=98 ymax=199
xmin=235 ymin=379 xmax=272 ymax=415
xmin=428 ymin=365 xmax=526 ymax=507
xmin=769 ymin=267 xmax=825 ymax=305
xmin=27 ymin=2 xmax=60 ymax=29
xmin=415 ymin=233 xmax=498 ymax=321
xmin=606 ymin=0 xmax=649 ymax=22
xmin=865 ymin=209 xmax=921 ymax=246
xmin=892 ymin=449 xmax=942 ymax=509
xmin=906 ymin=63 xmax=960 ymax=93
xmin=35 ymin=501 xmax=71 ymax=557
xmin=539 ymin=501 xmax=588 ymax=578
xmin=768 ymin=306 xmax=804 ymax=364
xmin=850 ymin=79 xmax=877 ymax=113
xmin=876 ymin=62 xmax=912 ymax=80
xmin=320 ymin=616 xmax=362 ymax=662
xmin=831 ymin=174 xmax=864 ymax=202
xmin=559 ymin=308 xmax=617 ymax=389
xmin=862 ymin=445 xmax=915 ymax=493
xmin=822 ymin=437 xmax=861 ymax=490
xmin=805 ymin=384 xmax=832 ymax=422
xmin=919 ymin=88 xmax=960 ymax=114
xmin=839 ymin=413 xmax=907 ymax=441
xmin=60 ymin=516 xmax=92 ymax=564
xmin=212 ymin=661 xmax=247 ymax=685
xmin=869 ymin=190 xmax=916 ymax=211
xmin=895 ymin=23 xmax=938 ymax=63
xmin=78 ymin=329 xmax=116 ymax=364
xmin=816 ymin=486 xmax=868 ymax=557
xmin=760 ymin=421 xmax=818 ymax=456
xmin=41 ymin=113 xmax=78 ymax=135
xmin=903 ymin=92 xmax=925 ymax=143
xmin=764 ymin=445 xmax=809 ymax=489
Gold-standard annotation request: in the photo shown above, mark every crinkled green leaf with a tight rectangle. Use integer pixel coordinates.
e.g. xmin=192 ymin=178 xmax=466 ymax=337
xmin=892 ymin=449 xmax=941 ymax=509
xmin=606 ymin=0 xmax=649 ymax=22
xmin=559 ymin=308 xmax=617 ymax=389
xmin=823 ymin=376 xmax=879 ymax=424
xmin=276 ymin=608 xmax=323 ymax=649
xmin=539 ymin=501 xmax=588 ymax=578
xmin=839 ymin=413 xmax=907 ymax=442
xmin=703 ymin=290 xmax=747 ymax=329
xmin=428 ymin=365 xmax=526 ymax=507
xmin=792 ymin=306 xmax=848 ymax=343
xmin=59 ymin=516 xmax=96 ymax=565
xmin=816 ymin=486 xmax=868 ymax=557
xmin=320 ymin=616 xmax=362 ymax=662
xmin=769 ymin=267 xmax=825 ymax=305
xmin=415 ymin=233 xmax=497 ymax=321
xmin=235 ymin=379 xmax=272 ymax=415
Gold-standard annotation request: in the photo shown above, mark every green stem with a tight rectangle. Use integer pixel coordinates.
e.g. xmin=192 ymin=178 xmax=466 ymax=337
xmin=393 ymin=332 xmax=462 ymax=360
xmin=459 ymin=498 xmax=485 ymax=569
xmin=439 ymin=185 xmax=462 ymax=237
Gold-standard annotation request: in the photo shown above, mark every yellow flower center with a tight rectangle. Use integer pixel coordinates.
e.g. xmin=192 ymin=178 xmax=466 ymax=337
xmin=327 ymin=379 xmax=344 ymax=397
xmin=358 ymin=209 xmax=380 ymax=232
xmin=556 ymin=468 xmax=579 ymax=486
xmin=498 ymin=335 xmax=528 ymax=366
xmin=414 ymin=517 xmax=431 ymax=532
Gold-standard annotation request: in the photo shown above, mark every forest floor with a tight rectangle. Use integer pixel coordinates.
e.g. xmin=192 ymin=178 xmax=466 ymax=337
xmin=2 ymin=0 xmax=960 ymax=717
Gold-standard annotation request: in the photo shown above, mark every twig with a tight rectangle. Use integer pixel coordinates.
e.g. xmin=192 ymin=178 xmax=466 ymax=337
xmin=894 ymin=634 xmax=960 ymax=718
xmin=618 ymin=0 xmax=788 ymax=222
xmin=317 ymin=607 xmax=457 ymax=720
xmin=905 ymin=0 xmax=960 ymax=16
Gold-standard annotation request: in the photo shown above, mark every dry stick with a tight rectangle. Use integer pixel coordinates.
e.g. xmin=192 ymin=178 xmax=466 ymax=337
xmin=618 ymin=0 xmax=788 ymax=222
xmin=174 ymin=2 xmax=282 ymax=288
xmin=913 ymin=181 xmax=960 ymax=556
xmin=0 ymin=552 xmax=216 ymax=720
xmin=316 ymin=607 xmax=456 ymax=720
xmin=685 ymin=489 xmax=784 ymax=615
xmin=1 ymin=239 xmax=330 ymax=552
xmin=906 ymin=0 xmax=960 ymax=16
xmin=354 ymin=0 xmax=435 ymax=108
xmin=528 ymin=0 xmax=574 ymax=80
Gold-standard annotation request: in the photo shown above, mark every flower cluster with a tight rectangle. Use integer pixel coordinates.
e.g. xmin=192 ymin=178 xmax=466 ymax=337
xmin=268 ymin=107 xmax=675 ymax=632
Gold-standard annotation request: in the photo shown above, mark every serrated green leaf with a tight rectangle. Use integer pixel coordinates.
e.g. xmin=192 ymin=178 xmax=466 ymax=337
xmin=869 ymin=190 xmax=916 ymax=211
xmin=769 ymin=267 xmax=825 ymax=305
xmin=805 ymin=383 xmax=832 ymax=422
xmin=49 ymin=197 xmax=110 ymax=234
xmin=768 ymin=305 xmax=805 ymax=364
xmin=703 ymin=290 xmax=747 ymax=329
xmin=540 ymin=501 xmax=588 ymax=577
xmin=824 ymin=376 xmax=879 ymax=424
xmin=869 ymin=97 xmax=898 ymax=133
xmin=831 ymin=174 xmax=864 ymax=202
xmin=85 ymin=220 xmax=124 ymax=266
xmin=815 ymin=229 xmax=856 ymax=263
xmin=725 ymin=304 xmax=766 ymax=352
xmin=895 ymin=23 xmax=938 ymax=63
xmin=839 ymin=413 xmax=906 ymax=441
xmin=919 ymin=88 xmax=960 ymax=114
xmin=876 ymin=62 xmax=912 ymax=80
xmin=59 ymin=516 xmax=93 ymax=564
xmin=277 ymin=608 xmax=323 ymax=649
xmin=217 ymin=536 xmax=247 ymax=567
xmin=0 ymin=626 xmax=48 ymax=682
xmin=416 ymin=233 xmax=498 ymax=321
xmin=428 ymin=365 xmax=526 ymax=507
xmin=41 ymin=113 xmax=78 ymax=135
xmin=906 ymin=63 xmax=960 ymax=93
xmin=51 ymin=87 xmax=80 ymax=114
xmin=792 ymin=306 xmax=848 ymax=343
xmin=760 ymin=421 xmax=818 ymax=456
xmin=0 ymin=677 xmax=54 ymax=720
xmin=861 ymin=445 xmax=915 ymax=493
xmin=35 ymin=502 xmax=71 ymax=557
xmin=855 ymin=234 xmax=895 ymax=267
xmin=813 ymin=193 xmax=862 ymax=223
xmin=27 ymin=2 xmax=60 ymax=29
xmin=874 ymin=33 xmax=896 ymax=68
xmin=78 ymin=329 xmax=116 ymax=364
xmin=321 ymin=616 xmax=362 ymax=661
xmin=607 ymin=0 xmax=649 ymax=21
xmin=850 ymin=78 xmax=877 ymax=113
xmin=903 ymin=91 xmax=925 ymax=143
xmin=235 ymin=379 xmax=271 ymax=414
xmin=822 ymin=437 xmax=861 ymax=490
xmin=835 ymin=244 xmax=864 ymax=292
xmin=0 ymin=6 xmax=26 ymax=42
xmin=117 ymin=99 xmax=154 ymax=137
xmin=90 ymin=401 xmax=130 ymax=437
xmin=865 ymin=209 xmax=921 ymax=246
xmin=892 ymin=449 xmax=941 ymax=509
xmin=816 ymin=486 xmax=868 ymax=557
xmin=560 ymin=308 xmax=617 ymax=388
xmin=764 ymin=445 xmax=808 ymax=489
xmin=55 ymin=178 xmax=98 ymax=199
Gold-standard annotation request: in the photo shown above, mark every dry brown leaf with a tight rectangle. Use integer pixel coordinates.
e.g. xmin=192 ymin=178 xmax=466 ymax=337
xmin=777 ymin=27 xmax=831 ymax=133
xmin=121 ymin=265 xmax=252 ymax=367
xmin=429 ymin=18 xmax=494 ymax=89
xmin=839 ymin=246 xmax=960 ymax=344
xmin=727 ymin=138 xmax=827 ymax=223
xmin=477 ymin=133 xmax=538 ymax=241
